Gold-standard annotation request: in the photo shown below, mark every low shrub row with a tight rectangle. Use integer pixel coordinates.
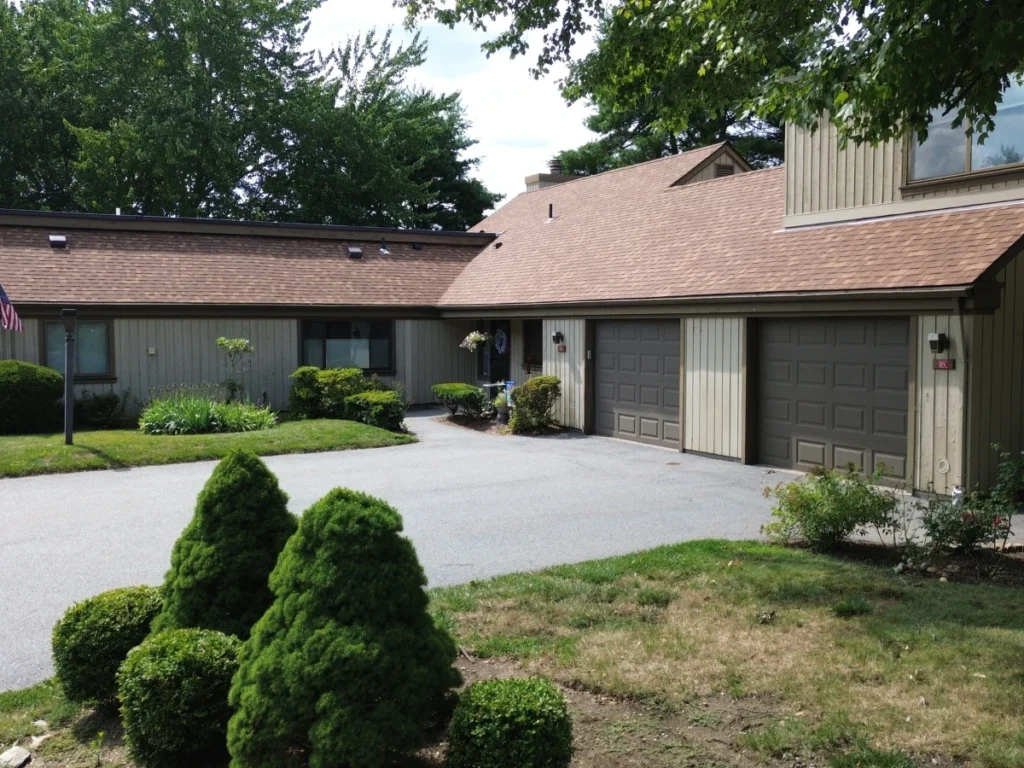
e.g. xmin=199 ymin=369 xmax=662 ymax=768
xmin=432 ymin=382 xmax=489 ymax=418
xmin=289 ymin=366 xmax=405 ymax=428
xmin=139 ymin=388 xmax=276 ymax=435
xmin=763 ymin=448 xmax=1022 ymax=555
xmin=51 ymin=449 xmax=570 ymax=767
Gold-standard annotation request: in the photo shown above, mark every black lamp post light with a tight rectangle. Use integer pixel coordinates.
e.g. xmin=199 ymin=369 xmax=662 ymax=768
xmin=61 ymin=308 xmax=77 ymax=446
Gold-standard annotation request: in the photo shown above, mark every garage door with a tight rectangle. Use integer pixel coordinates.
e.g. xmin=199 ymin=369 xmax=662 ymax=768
xmin=595 ymin=321 xmax=680 ymax=448
xmin=758 ymin=318 xmax=910 ymax=477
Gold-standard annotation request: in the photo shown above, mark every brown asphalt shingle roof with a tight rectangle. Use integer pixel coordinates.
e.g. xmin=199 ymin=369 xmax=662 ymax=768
xmin=0 ymin=228 xmax=484 ymax=307
xmin=440 ymin=148 xmax=1024 ymax=307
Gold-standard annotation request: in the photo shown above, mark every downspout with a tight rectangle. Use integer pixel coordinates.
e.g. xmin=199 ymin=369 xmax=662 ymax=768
xmin=956 ymin=297 xmax=971 ymax=490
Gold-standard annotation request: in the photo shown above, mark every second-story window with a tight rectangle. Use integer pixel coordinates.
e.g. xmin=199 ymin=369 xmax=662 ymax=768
xmin=909 ymin=83 xmax=1024 ymax=181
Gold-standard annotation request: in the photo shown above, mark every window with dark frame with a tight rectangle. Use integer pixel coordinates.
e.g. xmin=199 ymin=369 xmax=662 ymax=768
xmin=523 ymin=319 xmax=543 ymax=373
xmin=44 ymin=319 xmax=112 ymax=378
xmin=301 ymin=320 xmax=394 ymax=373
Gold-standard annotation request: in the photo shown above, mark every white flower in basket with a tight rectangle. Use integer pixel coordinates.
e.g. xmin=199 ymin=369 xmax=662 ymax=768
xmin=460 ymin=331 xmax=492 ymax=352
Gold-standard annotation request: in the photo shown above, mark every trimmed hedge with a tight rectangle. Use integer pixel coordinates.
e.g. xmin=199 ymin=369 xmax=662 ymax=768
xmin=509 ymin=375 xmax=561 ymax=434
xmin=228 ymin=488 xmax=462 ymax=768
xmin=288 ymin=366 xmax=388 ymax=419
xmin=152 ymin=450 xmax=295 ymax=639
xmin=432 ymin=382 xmax=487 ymax=418
xmin=447 ymin=677 xmax=574 ymax=768
xmin=51 ymin=585 xmax=163 ymax=705
xmin=0 ymin=360 xmax=63 ymax=435
xmin=346 ymin=390 xmax=407 ymax=431
xmin=118 ymin=628 xmax=240 ymax=768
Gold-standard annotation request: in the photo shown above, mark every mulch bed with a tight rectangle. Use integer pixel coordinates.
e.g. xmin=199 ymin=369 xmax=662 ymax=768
xmin=829 ymin=539 xmax=1024 ymax=587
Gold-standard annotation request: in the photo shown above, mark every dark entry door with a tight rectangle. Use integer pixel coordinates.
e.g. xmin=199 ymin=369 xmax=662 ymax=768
xmin=595 ymin=320 xmax=680 ymax=448
xmin=757 ymin=317 xmax=910 ymax=478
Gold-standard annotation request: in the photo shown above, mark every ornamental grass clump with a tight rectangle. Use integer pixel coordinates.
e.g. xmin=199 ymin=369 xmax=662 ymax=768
xmin=118 ymin=628 xmax=240 ymax=768
xmin=51 ymin=585 xmax=162 ymax=705
xmin=228 ymin=488 xmax=462 ymax=768
xmin=152 ymin=450 xmax=295 ymax=640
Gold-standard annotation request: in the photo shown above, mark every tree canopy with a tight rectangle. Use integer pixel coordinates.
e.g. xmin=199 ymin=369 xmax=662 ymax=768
xmin=0 ymin=0 xmax=500 ymax=228
xmin=400 ymin=0 xmax=1024 ymax=147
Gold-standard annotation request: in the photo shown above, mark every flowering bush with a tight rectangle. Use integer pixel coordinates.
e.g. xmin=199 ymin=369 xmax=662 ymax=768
xmin=460 ymin=331 xmax=491 ymax=352
xmin=922 ymin=496 xmax=1013 ymax=553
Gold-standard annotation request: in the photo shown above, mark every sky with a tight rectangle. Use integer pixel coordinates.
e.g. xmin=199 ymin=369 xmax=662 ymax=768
xmin=303 ymin=2 xmax=598 ymax=208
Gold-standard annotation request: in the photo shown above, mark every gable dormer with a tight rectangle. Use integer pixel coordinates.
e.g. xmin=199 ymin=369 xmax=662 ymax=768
xmin=784 ymin=84 xmax=1024 ymax=227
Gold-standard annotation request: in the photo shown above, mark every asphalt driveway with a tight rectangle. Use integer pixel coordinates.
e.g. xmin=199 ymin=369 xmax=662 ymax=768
xmin=0 ymin=411 xmax=780 ymax=691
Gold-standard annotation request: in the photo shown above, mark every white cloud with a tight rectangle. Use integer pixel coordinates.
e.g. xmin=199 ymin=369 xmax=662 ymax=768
xmin=304 ymin=1 xmax=597 ymax=209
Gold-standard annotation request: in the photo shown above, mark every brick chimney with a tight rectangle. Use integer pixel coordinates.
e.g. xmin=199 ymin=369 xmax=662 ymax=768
xmin=524 ymin=157 xmax=574 ymax=192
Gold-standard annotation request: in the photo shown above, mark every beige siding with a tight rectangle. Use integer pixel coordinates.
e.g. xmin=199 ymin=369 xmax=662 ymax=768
xmin=395 ymin=319 xmax=479 ymax=404
xmin=683 ymin=317 xmax=745 ymax=459
xmin=785 ymin=118 xmax=904 ymax=216
xmin=686 ymin=151 xmax=743 ymax=183
xmin=967 ymin=254 xmax=1024 ymax=488
xmin=903 ymin=176 xmax=1024 ymax=201
xmin=0 ymin=319 xmax=41 ymax=364
xmin=99 ymin=318 xmax=299 ymax=409
xmin=542 ymin=318 xmax=586 ymax=429
xmin=509 ymin=320 xmax=542 ymax=386
xmin=914 ymin=315 xmax=967 ymax=495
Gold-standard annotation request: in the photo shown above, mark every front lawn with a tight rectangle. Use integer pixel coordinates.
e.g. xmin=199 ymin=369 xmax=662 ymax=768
xmin=0 ymin=419 xmax=414 ymax=478
xmin=432 ymin=540 xmax=1024 ymax=767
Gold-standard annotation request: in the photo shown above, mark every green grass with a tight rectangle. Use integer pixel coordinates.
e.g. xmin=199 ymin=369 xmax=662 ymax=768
xmin=0 ymin=419 xmax=414 ymax=477
xmin=430 ymin=539 xmax=1024 ymax=765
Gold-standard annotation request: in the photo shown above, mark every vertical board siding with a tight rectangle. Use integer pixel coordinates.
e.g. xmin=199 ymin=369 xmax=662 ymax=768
xmin=785 ymin=118 xmax=904 ymax=216
xmin=395 ymin=319 xmax=478 ymax=404
xmin=914 ymin=315 xmax=966 ymax=495
xmin=0 ymin=319 xmax=41 ymax=364
xmin=686 ymin=151 xmax=742 ymax=183
xmin=110 ymin=318 xmax=299 ymax=410
xmin=968 ymin=254 xmax=1024 ymax=488
xmin=683 ymin=317 xmax=744 ymax=458
xmin=542 ymin=318 xmax=586 ymax=429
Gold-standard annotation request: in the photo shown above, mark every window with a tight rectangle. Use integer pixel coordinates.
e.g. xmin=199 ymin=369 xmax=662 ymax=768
xmin=909 ymin=84 xmax=1024 ymax=181
xmin=301 ymin=320 xmax=393 ymax=373
xmin=45 ymin=320 xmax=111 ymax=378
xmin=523 ymin=319 xmax=543 ymax=372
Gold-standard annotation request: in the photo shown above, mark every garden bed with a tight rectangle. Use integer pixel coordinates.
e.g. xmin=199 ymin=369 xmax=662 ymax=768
xmin=5 ymin=539 xmax=1022 ymax=767
xmin=0 ymin=419 xmax=414 ymax=478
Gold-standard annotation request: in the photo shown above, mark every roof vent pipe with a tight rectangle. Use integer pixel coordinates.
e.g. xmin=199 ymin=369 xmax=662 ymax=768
xmin=548 ymin=203 xmax=553 ymax=219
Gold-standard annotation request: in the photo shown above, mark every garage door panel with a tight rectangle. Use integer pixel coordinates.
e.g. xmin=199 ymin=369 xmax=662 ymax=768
xmin=595 ymin=320 xmax=681 ymax=448
xmin=874 ymin=452 xmax=906 ymax=478
xmin=758 ymin=318 xmax=909 ymax=478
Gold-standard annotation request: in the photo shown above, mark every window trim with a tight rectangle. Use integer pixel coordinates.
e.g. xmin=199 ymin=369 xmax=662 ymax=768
xmin=300 ymin=319 xmax=396 ymax=375
xmin=904 ymin=111 xmax=1024 ymax=189
xmin=41 ymin=317 xmax=116 ymax=382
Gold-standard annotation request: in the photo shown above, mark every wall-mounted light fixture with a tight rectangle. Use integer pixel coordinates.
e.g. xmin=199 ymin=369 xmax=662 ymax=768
xmin=551 ymin=331 xmax=564 ymax=345
xmin=927 ymin=332 xmax=949 ymax=354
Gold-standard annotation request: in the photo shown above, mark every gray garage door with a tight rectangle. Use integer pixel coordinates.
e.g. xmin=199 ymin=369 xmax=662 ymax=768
xmin=758 ymin=318 xmax=910 ymax=478
xmin=595 ymin=321 xmax=680 ymax=448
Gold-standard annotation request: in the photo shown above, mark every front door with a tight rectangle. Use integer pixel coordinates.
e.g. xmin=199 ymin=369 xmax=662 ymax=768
xmin=477 ymin=320 xmax=511 ymax=384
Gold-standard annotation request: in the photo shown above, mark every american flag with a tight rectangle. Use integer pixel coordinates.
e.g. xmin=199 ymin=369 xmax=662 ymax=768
xmin=0 ymin=284 xmax=24 ymax=332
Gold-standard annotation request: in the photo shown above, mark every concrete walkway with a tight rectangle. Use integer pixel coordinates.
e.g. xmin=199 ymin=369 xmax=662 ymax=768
xmin=0 ymin=411 xmax=779 ymax=691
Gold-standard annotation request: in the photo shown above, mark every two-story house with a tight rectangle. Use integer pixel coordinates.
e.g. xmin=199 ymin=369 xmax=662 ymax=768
xmin=2 ymin=98 xmax=1022 ymax=495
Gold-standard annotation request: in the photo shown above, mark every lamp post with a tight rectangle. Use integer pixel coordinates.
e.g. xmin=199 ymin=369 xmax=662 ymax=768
xmin=61 ymin=308 xmax=77 ymax=446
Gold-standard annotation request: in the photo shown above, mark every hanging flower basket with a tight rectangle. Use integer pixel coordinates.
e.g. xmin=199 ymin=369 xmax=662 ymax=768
xmin=460 ymin=331 xmax=492 ymax=352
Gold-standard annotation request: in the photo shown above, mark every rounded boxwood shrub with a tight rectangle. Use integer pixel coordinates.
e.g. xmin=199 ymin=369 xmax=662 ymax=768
xmin=432 ymin=382 xmax=487 ymax=418
xmin=447 ymin=677 xmax=574 ymax=768
xmin=118 ymin=628 xmax=240 ymax=768
xmin=509 ymin=375 xmax=561 ymax=434
xmin=152 ymin=450 xmax=295 ymax=640
xmin=345 ymin=389 xmax=407 ymax=431
xmin=228 ymin=488 xmax=462 ymax=768
xmin=0 ymin=359 xmax=64 ymax=435
xmin=51 ymin=585 xmax=162 ymax=705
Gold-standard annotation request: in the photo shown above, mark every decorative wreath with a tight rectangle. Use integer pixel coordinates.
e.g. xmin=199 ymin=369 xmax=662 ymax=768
xmin=494 ymin=327 xmax=509 ymax=355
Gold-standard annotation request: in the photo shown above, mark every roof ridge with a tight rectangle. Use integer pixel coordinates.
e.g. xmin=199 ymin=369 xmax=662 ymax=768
xmin=516 ymin=141 xmax=728 ymax=196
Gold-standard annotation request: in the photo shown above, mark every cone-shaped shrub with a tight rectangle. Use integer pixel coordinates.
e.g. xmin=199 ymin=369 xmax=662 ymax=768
xmin=152 ymin=450 xmax=295 ymax=639
xmin=227 ymin=488 xmax=462 ymax=768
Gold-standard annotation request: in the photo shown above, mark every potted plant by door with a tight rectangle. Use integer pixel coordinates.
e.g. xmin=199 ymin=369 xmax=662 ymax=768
xmin=493 ymin=391 xmax=509 ymax=424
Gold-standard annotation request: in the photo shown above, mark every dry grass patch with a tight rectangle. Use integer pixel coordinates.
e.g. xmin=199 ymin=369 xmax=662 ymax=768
xmin=431 ymin=540 xmax=1024 ymax=767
